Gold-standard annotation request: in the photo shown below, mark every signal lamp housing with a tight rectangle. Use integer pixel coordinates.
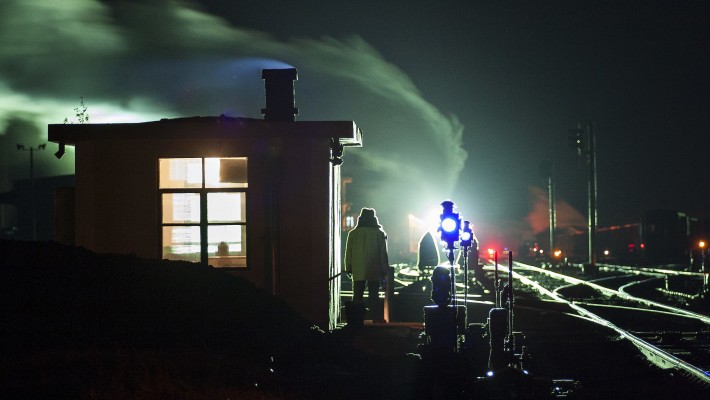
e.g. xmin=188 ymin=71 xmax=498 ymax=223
xmin=438 ymin=200 xmax=461 ymax=250
xmin=460 ymin=220 xmax=473 ymax=248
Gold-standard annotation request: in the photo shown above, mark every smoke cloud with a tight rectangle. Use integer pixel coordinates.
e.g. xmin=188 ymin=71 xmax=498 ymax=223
xmin=525 ymin=186 xmax=586 ymax=236
xmin=0 ymin=0 xmax=467 ymax=257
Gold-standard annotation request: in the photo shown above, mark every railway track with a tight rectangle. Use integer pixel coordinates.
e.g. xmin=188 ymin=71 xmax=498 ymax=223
xmin=491 ymin=262 xmax=710 ymax=387
xmin=598 ymin=264 xmax=708 ymax=307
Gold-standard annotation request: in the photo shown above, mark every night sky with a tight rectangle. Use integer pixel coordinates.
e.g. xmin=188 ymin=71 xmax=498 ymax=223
xmin=1 ymin=0 xmax=708 ymax=256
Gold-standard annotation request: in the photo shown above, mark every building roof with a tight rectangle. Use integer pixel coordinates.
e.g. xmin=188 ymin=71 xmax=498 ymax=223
xmin=49 ymin=116 xmax=362 ymax=147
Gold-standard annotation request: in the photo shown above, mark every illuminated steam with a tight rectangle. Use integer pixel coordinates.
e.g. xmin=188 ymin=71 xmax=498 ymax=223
xmin=0 ymin=0 xmax=467 ymax=256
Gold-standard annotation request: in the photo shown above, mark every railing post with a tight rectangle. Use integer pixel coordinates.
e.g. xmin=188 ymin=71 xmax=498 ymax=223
xmin=384 ymin=266 xmax=394 ymax=323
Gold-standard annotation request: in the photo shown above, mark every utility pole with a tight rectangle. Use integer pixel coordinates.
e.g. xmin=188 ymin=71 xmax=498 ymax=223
xmin=548 ymin=171 xmax=556 ymax=257
xmin=585 ymin=122 xmax=598 ymax=269
xmin=539 ymin=160 xmax=556 ymax=258
xmin=17 ymin=143 xmax=46 ymax=240
xmin=568 ymin=122 xmax=598 ymax=268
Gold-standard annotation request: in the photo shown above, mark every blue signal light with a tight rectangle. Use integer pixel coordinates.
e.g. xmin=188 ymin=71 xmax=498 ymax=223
xmin=438 ymin=200 xmax=461 ymax=250
xmin=460 ymin=220 xmax=473 ymax=248
xmin=441 ymin=217 xmax=458 ymax=233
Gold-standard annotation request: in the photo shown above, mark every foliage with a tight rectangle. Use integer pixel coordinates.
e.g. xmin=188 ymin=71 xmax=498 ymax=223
xmin=63 ymin=97 xmax=90 ymax=124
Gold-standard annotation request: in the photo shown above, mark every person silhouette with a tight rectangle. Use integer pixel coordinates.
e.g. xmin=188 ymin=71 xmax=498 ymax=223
xmin=344 ymin=208 xmax=390 ymax=317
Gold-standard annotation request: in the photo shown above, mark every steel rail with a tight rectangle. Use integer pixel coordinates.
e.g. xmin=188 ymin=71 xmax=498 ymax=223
xmin=599 ymin=263 xmax=705 ymax=277
xmin=509 ymin=263 xmax=710 ymax=325
xmin=508 ymin=268 xmax=710 ymax=384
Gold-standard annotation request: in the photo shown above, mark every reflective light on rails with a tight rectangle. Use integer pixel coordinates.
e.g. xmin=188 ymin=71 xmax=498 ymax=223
xmin=500 ymin=264 xmax=710 ymax=384
xmin=513 ymin=262 xmax=710 ymax=324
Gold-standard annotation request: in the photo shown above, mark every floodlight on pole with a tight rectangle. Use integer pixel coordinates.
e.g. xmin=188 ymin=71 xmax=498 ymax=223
xmin=17 ymin=143 xmax=46 ymax=240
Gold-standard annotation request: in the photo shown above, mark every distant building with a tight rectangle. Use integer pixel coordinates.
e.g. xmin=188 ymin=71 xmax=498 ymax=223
xmin=0 ymin=175 xmax=75 ymax=241
xmin=48 ymin=68 xmax=362 ymax=330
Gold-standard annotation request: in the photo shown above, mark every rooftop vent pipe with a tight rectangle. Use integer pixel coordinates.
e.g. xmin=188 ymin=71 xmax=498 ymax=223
xmin=261 ymin=68 xmax=298 ymax=121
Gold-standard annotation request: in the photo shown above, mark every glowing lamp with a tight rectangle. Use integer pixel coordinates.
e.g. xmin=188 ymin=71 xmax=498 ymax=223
xmin=438 ymin=200 xmax=461 ymax=250
xmin=441 ymin=217 xmax=458 ymax=233
xmin=460 ymin=220 xmax=473 ymax=247
xmin=700 ymin=240 xmax=706 ymax=249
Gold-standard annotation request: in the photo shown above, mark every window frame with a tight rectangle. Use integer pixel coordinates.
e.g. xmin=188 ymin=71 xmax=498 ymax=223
xmin=158 ymin=157 xmax=248 ymax=268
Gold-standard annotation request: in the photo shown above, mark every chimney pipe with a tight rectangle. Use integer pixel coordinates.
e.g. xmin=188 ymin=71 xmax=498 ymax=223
xmin=261 ymin=68 xmax=298 ymax=121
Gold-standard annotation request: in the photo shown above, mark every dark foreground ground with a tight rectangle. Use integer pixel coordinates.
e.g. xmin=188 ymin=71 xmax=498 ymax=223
xmin=1 ymin=240 xmax=708 ymax=399
xmin=1 ymin=240 xmax=411 ymax=399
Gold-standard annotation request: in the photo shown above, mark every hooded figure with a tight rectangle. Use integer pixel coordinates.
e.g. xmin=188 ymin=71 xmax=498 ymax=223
xmin=344 ymin=208 xmax=390 ymax=304
xmin=417 ymin=231 xmax=440 ymax=270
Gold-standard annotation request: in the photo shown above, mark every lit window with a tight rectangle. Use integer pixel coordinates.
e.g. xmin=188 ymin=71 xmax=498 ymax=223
xmin=162 ymin=226 xmax=201 ymax=262
xmin=205 ymin=157 xmax=247 ymax=188
xmin=159 ymin=158 xmax=202 ymax=189
xmin=162 ymin=193 xmax=200 ymax=223
xmin=159 ymin=157 xmax=247 ymax=268
xmin=207 ymin=192 xmax=245 ymax=222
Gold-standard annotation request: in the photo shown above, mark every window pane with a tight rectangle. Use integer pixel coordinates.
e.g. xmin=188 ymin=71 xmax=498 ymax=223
xmin=162 ymin=193 xmax=200 ymax=223
xmin=162 ymin=226 xmax=201 ymax=262
xmin=207 ymin=225 xmax=246 ymax=268
xmin=207 ymin=192 xmax=245 ymax=223
xmin=159 ymin=158 xmax=202 ymax=189
xmin=205 ymin=157 xmax=247 ymax=188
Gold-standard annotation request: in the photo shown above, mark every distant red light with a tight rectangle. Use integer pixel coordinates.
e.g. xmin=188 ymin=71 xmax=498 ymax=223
xmin=640 ymin=243 xmax=645 ymax=249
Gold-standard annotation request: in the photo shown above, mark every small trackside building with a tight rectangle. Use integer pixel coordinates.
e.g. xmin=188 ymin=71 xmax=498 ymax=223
xmin=48 ymin=68 xmax=362 ymax=330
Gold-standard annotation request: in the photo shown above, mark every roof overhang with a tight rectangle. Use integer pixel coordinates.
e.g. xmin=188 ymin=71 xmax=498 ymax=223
xmin=49 ymin=116 xmax=362 ymax=147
